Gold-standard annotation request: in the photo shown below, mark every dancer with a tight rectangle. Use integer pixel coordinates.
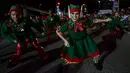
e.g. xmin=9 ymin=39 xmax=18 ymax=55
xmin=45 ymin=10 xmax=60 ymax=42
xmin=56 ymin=4 xmax=111 ymax=70
xmin=1 ymin=4 xmax=48 ymax=67
xmin=103 ymin=12 xmax=125 ymax=40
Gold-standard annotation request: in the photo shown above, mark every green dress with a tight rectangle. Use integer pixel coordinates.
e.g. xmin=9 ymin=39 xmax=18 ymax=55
xmin=59 ymin=18 xmax=99 ymax=63
xmin=107 ymin=16 xmax=125 ymax=29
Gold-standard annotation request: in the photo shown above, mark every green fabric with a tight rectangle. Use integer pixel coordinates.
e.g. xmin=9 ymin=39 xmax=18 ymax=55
xmin=79 ymin=17 xmax=93 ymax=26
xmin=10 ymin=5 xmax=17 ymax=10
xmin=69 ymin=4 xmax=80 ymax=9
xmin=86 ymin=17 xmax=93 ymax=26
xmin=1 ymin=18 xmax=44 ymax=43
xmin=9 ymin=5 xmax=21 ymax=11
xmin=60 ymin=19 xmax=98 ymax=59
xmin=45 ymin=15 xmax=60 ymax=27
xmin=1 ymin=21 xmax=16 ymax=43
xmin=107 ymin=16 xmax=125 ymax=29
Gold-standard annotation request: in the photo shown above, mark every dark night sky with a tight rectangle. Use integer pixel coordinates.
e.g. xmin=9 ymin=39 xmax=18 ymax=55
xmin=0 ymin=0 xmax=130 ymax=14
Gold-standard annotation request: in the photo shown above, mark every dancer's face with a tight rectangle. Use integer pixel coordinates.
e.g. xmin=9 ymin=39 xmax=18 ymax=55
xmin=70 ymin=11 xmax=80 ymax=22
xmin=10 ymin=11 xmax=21 ymax=23
xmin=114 ymin=12 xmax=119 ymax=17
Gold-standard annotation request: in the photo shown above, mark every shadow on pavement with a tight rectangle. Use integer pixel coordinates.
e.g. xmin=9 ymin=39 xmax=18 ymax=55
xmin=91 ymin=28 xmax=106 ymax=38
xmin=55 ymin=63 xmax=83 ymax=73
xmin=7 ymin=48 xmax=61 ymax=73
xmin=97 ymin=35 xmax=117 ymax=69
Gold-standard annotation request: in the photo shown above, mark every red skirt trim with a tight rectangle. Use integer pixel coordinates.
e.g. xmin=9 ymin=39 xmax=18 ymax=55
xmin=87 ymin=50 xmax=99 ymax=57
xmin=61 ymin=49 xmax=99 ymax=63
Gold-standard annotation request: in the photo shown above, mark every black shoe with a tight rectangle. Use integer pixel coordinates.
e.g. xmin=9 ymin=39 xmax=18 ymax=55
xmin=7 ymin=62 xmax=17 ymax=68
xmin=94 ymin=62 xmax=103 ymax=71
xmin=56 ymin=64 xmax=68 ymax=73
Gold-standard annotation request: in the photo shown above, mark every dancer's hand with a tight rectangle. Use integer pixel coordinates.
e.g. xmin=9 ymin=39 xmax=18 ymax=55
xmin=14 ymin=40 xmax=17 ymax=43
xmin=64 ymin=40 xmax=70 ymax=47
xmin=107 ymin=18 xmax=112 ymax=22
xmin=41 ymin=33 xmax=44 ymax=36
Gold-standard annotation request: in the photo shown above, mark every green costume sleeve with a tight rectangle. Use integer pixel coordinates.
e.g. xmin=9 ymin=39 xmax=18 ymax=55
xmin=1 ymin=21 xmax=15 ymax=43
xmin=60 ymin=22 xmax=69 ymax=32
xmin=86 ymin=17 xmax=93 ymax=26
xmin=106 ymin=22 xmax=113 ymax=29
xmin=116 ymin=17 xmax=125 ymax=28
xmin=107 ymin=16 xmax=125 ymax=29
xmin=118 ymin=21 xmax=125 ymax=28
xmin=106 ymin=16 xmax=114 ymax=29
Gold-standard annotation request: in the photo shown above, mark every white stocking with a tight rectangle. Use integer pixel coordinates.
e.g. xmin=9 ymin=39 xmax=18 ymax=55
xmin=93 ymin=55 xmax=100 ymax=63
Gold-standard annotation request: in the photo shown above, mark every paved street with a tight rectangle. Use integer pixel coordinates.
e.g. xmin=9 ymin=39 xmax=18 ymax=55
xmin=0 ymin=30 xmax=130 ymax=73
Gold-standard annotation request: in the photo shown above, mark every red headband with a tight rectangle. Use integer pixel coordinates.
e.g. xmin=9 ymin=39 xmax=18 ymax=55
xmin=70 ymin=8 xmax=80 ymax=12
xmin=8 ymin=9 xmax=22 ymax=15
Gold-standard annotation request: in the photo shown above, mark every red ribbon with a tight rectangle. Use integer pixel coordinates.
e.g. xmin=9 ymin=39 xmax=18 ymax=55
xmin=7 ymin=22 xmax=12 ymax=27
xmin=74 ymin=22 xmax=84 ymax=32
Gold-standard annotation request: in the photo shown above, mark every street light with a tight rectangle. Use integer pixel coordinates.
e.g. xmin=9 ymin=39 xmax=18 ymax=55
xmin=98 ymin=1 xmax=100 ymax=9
xmin=98 ymin=1 xmax=100 ymax=4
xmin=39 ymin=4 xmax=42 ymax=6
xmin=39 ymin=4 xmax=42 ymax=7
xmin=58 ymin=2 xmax=60 ymax=6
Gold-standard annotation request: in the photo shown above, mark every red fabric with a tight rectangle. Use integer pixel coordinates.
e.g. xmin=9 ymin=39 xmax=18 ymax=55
xmin=31 ymin=39 xmax=46 ymax=60
xmin=103 ymin=28 xmax=123 ymax=40
xmin=9 ymin=54 xmax=19 ymax=64
xmin=8 ymin=9 xmax=22 ymax=15
xmin=74 ymin=22 xmax=84 ymax=32
xmin=87 ymin=50 xmax=99 ymax=57
xmin=115 ymin=28 xmax=123 ymax=38
xmin=65 ymin=16 xmax=69 ymax=20
xmin=9 ymin=38 xmax=46 ymax=63
xmin=7 ymin=22 xmax=12 ymax=27
xmin=70 ymin=8 xmax=80 ymax=12
xmin=110 ymin=29 xmax=115 ymax=35
xmin=61 ymin=49 xmax=99 ymax=63
xmin=61 ymin=51 xmax=83 ymax=63
xmin=9 ymin=42 xmax=21 ymax=64
xmin=24 ymin=38 xmax=29 ymax=48
xmin=42 ymin=15 xmax=47 ymax=20
xmin=84 ymin=17 xmax=88 ymax=21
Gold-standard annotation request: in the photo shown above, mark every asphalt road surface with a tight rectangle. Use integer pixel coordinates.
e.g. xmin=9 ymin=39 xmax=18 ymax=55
xmin=0 ymin=30 xmax=130 ymax=73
